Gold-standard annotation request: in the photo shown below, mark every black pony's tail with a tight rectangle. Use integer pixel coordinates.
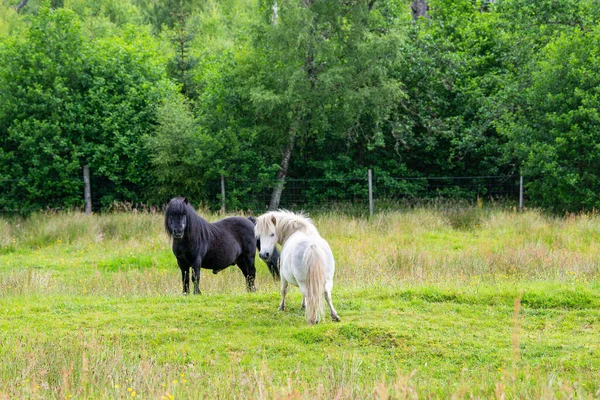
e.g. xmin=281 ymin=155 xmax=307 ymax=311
xmin=248 ymin=216 xmax=280 ymax=279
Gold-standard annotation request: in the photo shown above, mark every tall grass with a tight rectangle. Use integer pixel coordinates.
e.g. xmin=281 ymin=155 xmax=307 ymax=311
xmin=7 ymin=211 xmax=165 ymax=249
xmin=1 ymin=208 xmax=599 ymax=292
xmin=4 ymin=333 xmax=592 ymax=399
xmin=0 ymin=218 xmax=14 ymax=252
xmin=317 ymin=209 xmax=600 ymax=286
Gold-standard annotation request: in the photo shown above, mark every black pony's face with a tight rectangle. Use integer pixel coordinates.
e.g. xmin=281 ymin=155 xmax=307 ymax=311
xmin=168 ymin=212 xmax=187 ymax=239
xmin=165 ymin=197 xmax=190 ymax=239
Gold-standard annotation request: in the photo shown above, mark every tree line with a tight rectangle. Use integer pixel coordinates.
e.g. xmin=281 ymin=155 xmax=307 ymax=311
xmin=0 ymin=0 xmax=599 ymax=213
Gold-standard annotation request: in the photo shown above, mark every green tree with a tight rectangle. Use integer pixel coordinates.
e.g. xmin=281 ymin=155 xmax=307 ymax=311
xmin=147 ymin=49 xmax=279 ymax=210
xmin=144 ymin=95 xmax=213 ymax=203
xmin=372 ymin=0 xmax=513 ymax=181
xmin=0 ymin=3 xmax=25 ymax=37
xmin=132 ymin=0 xmax=206 ymax=35
xmin=0 ymin=4 xmax=175 ymax=211
xmin=165 ymin=0 xmax=199 ymax=99
xmin=236 ymin=0 xmax=405 ymax=209
xmin=65 ymin=0 xmax=145 ymax=38
xmin=503 ymin=27 xmax=600 ymax=212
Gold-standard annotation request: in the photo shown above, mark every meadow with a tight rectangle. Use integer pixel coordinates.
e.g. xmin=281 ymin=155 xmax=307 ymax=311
xmin=0 ymin=207 xmax=599 ymax=399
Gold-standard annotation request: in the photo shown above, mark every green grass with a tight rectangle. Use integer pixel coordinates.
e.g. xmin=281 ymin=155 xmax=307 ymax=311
xmin=1 ymin=208 xmax=599 ymax=398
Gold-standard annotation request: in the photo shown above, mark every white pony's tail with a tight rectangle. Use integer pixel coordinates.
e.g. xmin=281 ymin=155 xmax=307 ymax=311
xmin=304 ymin=244 xmax=326 ymax=325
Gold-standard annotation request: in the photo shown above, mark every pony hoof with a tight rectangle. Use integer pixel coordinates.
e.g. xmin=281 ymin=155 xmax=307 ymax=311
xmin=332 ymin=315 xmax=341 ymax=322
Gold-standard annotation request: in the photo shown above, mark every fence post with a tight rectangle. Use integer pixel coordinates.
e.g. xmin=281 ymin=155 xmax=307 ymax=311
xmin=83 ymin=165 xmax=92 ymax=215
xmin=220 ymin=175 xmax=226 ymax=214
xmin=368 ymin=169 xmax=374 ymax=217
xmin=519 ymin=175 xmax=524 ymax=212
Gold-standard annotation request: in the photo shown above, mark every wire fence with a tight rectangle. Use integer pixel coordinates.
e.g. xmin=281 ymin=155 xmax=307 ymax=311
xmin=222 ymin=177 xmax=371 ymax=212
xmin=222 ymin=174 xmax=521 ymax=213
xmin=0 ymin=171 xmax=522 ymax=216
xmin=375 ymin=175 xmax=520 ymax=203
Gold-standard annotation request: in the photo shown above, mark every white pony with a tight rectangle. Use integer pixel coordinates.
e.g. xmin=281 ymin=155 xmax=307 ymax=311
xmin=254 ymin=210 xmax=340 ymax=325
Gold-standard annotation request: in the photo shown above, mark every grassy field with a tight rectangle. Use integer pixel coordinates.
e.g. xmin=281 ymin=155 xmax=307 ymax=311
xmin=0 ymin=207 xmax=599 ymax=399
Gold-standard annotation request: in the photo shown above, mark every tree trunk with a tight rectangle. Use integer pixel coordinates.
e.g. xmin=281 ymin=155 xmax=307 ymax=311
xmin=411 ymin=0 xmax=429 ymax=20
xmin=15 ymin=0 xmax=28 ymax=12
xmin=481 ymin=0 xmax=495 ymax=12
xmin=272 ymin=1 xmax=279 ymax=25
xmin=269 ymin=132 xmax=296 ymax=211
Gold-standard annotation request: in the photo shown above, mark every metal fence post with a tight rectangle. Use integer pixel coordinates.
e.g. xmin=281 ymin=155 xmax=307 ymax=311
xmin=221 ymin=175 xmax=226 ymax=214
xmin=83 ymin=165 xmax=92 ymax=214
xmin=519 ymin=175 xmax=524 ymax=212
xmin=368 ymin=169 xmax=374 ymax=216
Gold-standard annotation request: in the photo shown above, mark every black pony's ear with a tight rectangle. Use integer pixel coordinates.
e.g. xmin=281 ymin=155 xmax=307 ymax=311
xmin=183 ymin=197 xmax=189 ymax=204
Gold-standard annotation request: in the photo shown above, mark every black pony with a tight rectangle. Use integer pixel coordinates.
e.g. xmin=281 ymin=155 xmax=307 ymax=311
xmin=165 ymin=197 xmax=260 ymax=294
xmin=165 ymin=197 xmax=280 ymax=294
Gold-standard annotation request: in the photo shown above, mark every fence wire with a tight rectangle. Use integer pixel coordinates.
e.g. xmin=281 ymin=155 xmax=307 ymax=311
xmin=223 ymin=174 xmax=520 ymax=212
xmin=0 ymin=174 xmax=521 ymax=215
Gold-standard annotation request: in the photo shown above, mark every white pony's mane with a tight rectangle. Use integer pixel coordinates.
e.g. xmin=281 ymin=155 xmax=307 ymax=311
xmin=255 ymin=210 xmax=319 ymax=244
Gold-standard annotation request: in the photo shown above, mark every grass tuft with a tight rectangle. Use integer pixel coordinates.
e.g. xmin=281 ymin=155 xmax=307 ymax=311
xmin=0 ymin=217 xmax=15 ymax=253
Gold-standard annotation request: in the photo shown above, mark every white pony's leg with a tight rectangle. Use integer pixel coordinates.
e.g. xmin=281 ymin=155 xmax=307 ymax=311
xmin=300 ymin=295 xmax=306 ymax=310
xmin=278 ymin=279 xmax=288 ymax=311
xmin=324 ymin=281 xmax=340 ymax=322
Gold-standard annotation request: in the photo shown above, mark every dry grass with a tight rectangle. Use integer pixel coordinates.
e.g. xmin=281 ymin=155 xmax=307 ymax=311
xmin=0 ymin=218 xmax=14 ymax=251
xmin=317 ymin=209 xmax=600 ymax=287
xmin=2 ymin=208 xmax=599 ymax=293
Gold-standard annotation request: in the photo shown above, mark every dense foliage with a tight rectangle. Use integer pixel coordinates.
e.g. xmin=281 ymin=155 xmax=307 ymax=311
xmin=0 ymin=4 xmax=174 ymax=210
xmin=0 ymin=0 xmax=598 ymax=212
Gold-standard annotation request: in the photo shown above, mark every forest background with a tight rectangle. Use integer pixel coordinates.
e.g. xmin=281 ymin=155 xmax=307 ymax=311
xmin=1 ymin=0 xmax=599 ymax=213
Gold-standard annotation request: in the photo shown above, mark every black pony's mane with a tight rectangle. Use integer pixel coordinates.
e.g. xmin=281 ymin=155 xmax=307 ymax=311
xmin=165 ymin=197 xmax=219 ymax=242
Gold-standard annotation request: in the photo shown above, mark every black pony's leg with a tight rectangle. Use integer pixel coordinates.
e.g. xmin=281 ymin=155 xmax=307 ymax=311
xmin=267 ymin=246 xmax=281 ymax=279
xmin=237 ymin=255 xmax=257 ymax=292
xmin=192 ymin=261 xmax=202 ymax=295
xmin=180 ymin=267 xmax=190 ymax=295
xmin=176 ymin=259 xmax=190 ymax=294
